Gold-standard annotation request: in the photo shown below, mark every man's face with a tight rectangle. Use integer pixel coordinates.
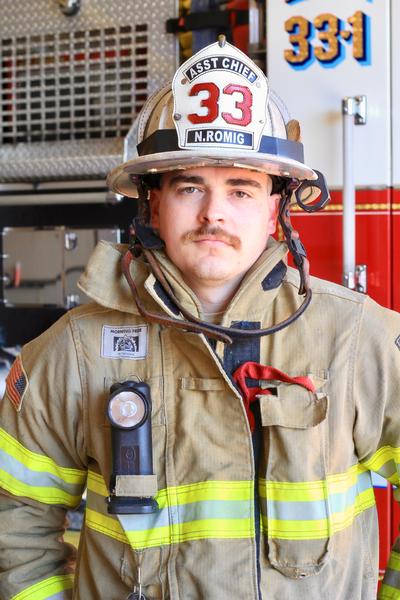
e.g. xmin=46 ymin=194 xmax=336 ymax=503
xmin=150 ymin=166 xmax=280 ymax=291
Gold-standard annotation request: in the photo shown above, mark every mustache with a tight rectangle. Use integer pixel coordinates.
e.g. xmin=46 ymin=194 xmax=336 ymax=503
xmin=182 ymin=225 xmax=240 ymax=249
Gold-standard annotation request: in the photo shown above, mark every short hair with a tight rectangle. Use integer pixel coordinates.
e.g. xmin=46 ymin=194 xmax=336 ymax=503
xmin=270 ymin=175 xmax=287 ymax=195
xmin=142 ymin=173 xmax=162 ymax=190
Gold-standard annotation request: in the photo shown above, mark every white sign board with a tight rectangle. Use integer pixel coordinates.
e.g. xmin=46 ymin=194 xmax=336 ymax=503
xmin=267 ymin=0 xmax=391 ymax=188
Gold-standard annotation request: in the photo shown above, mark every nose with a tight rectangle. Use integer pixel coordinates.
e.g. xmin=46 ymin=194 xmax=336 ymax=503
xmin=198 ymin=189 xmax=227 ymax=225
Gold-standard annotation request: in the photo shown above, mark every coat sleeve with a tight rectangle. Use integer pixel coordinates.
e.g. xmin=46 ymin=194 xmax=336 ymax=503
xmin=0 ymin=313 xmax=87 ymax=600
xmin=352 ymin=297 xmax=400 ymax=599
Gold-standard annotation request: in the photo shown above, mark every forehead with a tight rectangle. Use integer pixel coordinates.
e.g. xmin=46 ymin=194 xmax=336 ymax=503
xmin=160 ymin=166 xmax=272 ymax=189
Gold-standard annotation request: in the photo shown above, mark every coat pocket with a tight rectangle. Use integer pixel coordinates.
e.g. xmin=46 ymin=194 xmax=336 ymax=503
xmin=177 ymin=377 xmax=252 ymax=482
xmin=259 ymin=380 xmax=330 ymax=578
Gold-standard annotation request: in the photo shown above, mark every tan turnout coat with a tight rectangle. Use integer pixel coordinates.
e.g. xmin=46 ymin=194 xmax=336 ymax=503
xmin=1 ymin=239 xmax=400 ymax=600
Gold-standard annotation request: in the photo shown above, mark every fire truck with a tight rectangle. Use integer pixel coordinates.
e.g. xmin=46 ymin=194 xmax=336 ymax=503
xmin=0 ymin=0 xmax=398 ymax=582
xmin=0 ymin=0 xmax=178 ymax=353
xmin=265 ymin=0 xmax=400 ymax=579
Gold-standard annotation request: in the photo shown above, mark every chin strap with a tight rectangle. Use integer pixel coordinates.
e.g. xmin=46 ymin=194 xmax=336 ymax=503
xmin=121 ymin=247 xmax=312 ymax=345
xmin=120 ymin=177 xmax=312 ymax=345
xmin=278 ymin=180 xmax=311 ymax=296
xmin=121 ymin=249 xmax=234 ymax=344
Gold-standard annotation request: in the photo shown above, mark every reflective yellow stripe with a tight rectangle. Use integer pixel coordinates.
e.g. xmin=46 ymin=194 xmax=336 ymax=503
xmin=87 ymin=468 xmax=375 ymax=548
xmin=87 ymin=471 xmax=253 ymax=506
xmin=379 ymin=583 xmax=400 ymax=599
xmin=265 ymin=515 xmax=329 ymax=539
xmin=261 ymin=479 xmax=326 ymax=502
xmin=86 ymin=505 xmax=253 ymax=549
xmin=326 ymin=465 xmax=365 ymax=494
xmin=388 ymin=551 xmax=400 ymax=573
xmin=85 ymin=508 xmax=128 ymax=544
xmin=11 ymin=575 xmax=74 ymax=600
xmin=362 ymin=446 xmax=400 ymax=484
xmin=0 ymin=428 xmax=86 ymax=506
xmin=259 ymin=464 xmax=364 ymax=502
xmin=329 ymin=488 xmax=373 ymax=532
xmin=0 ymin=468 xmax=82 ymax=506
xmin=86 ymin=473 xmax=254 ymax=549
xmin=164 ymin=480 xmax=253 ymax=504
xmin=263 ymin=487 xmax=375 ymax=540
xmin=0 ymin=428 xmax=86 ymax=485
xmin=87 ymin=470 xmax=109 ymax=497
xmin=123 ymin=518 xmax=253 ymax=548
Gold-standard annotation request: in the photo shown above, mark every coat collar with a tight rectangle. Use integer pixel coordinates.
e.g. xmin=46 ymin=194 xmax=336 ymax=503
xmin=78 ymin=238 xmax=289 ymax=322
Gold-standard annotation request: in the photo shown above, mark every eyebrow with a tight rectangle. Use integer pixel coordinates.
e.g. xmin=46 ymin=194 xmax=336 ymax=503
xmin=168 ymin=175 xmax=205 ymax=187
xmin=226 ymin=178 xmax=263 ymax=189
xmin=167 ymin=175 xmax=263 ymax=189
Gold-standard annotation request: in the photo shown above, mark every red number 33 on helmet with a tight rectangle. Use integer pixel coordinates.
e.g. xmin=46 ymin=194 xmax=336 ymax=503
xmin=188 ymin=82 xmax=253 ymax=127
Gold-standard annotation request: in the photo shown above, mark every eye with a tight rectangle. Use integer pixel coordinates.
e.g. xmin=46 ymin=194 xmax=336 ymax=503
xmin=232 ymin=190 xmax=250 ymax=199
xmin=178 ymin=185 xmax=201 ymax=195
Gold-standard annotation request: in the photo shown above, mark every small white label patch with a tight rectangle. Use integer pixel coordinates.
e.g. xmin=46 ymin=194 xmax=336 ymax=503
xmin=101 ymin=325 xmax=148 ymax=360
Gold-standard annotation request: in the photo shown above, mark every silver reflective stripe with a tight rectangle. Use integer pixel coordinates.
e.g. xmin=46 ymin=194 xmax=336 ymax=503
xmin=262 ymin=470 xmax=372 ymax=521
xmin=266 ymin=498 xmax=328 ymax=521
xmin=118 ymin=499 xmax=252 ymax=532
xmin=0 ymin=449 xmax=84 ymax=497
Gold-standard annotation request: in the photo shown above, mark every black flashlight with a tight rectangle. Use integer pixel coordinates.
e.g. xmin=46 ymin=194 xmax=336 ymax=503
xmin=106 ymin=380 xmax=158 ymax=514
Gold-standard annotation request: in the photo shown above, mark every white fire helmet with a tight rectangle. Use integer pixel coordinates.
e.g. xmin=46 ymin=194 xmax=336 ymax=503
xmin=107 ymin=37 xmax=318 ymax=198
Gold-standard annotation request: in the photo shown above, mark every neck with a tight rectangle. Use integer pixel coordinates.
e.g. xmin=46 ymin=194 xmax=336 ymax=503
xmin=184 ymin=275 xmax=243 ymax=316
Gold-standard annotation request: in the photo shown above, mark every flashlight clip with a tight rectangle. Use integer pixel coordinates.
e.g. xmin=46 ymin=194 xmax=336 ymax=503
xmin=107 ymin=380 xmax=158 ymax=515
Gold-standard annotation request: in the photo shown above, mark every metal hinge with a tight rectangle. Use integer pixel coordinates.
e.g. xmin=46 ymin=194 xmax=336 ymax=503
xmin=343 ymin=264 xmax=367 ymax=294
xmin=342 ymin=95 xmax=367 ymax=125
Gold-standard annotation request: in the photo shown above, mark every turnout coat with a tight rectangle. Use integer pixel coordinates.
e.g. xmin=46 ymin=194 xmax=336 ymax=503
xmin=1 ymin=239 xmax=400 ymax=600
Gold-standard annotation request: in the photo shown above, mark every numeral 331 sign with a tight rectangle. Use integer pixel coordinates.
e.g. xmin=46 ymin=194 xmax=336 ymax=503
xmin=284 ymin=6 xmax=371 ymax=69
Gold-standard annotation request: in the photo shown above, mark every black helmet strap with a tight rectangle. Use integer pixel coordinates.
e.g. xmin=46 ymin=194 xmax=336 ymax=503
xmin=120 ymin=175 xmax=321 ymax=344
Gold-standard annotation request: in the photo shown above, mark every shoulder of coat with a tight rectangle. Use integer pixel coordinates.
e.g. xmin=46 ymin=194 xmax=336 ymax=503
xmin=67 ymin=302 xmax=117 ymax=322
xmin=284 ymin=266 xmax=367 ymax=305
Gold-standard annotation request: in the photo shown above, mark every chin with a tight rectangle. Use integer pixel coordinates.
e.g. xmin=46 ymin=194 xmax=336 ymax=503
xmin=191 ymin=261 xmax=238 ymax=282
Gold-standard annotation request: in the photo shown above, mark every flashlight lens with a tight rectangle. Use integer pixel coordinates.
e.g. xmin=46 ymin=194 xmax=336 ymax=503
xmin=108 ymin=391 xmax=146 ymax=428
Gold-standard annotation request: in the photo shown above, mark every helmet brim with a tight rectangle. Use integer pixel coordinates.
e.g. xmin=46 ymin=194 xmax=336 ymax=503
xmin=107 ymin=149 xmax=317 ymax=198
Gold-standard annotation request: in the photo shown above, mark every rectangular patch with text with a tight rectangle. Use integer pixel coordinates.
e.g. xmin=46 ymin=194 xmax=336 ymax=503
xmin=186 ymin=128 xmax=253 ymax=148
xmin=5 ymin=356 xmax=28 ymax=412
xmin=101 ymin=325 xmax=148 ymax=360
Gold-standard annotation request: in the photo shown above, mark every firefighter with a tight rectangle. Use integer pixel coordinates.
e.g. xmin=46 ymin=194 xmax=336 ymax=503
xmin=1 ymin=37 xmax=400 ymax=600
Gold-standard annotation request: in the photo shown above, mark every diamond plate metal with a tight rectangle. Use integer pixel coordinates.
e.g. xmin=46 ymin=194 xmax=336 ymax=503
xmin=0 ymin=0 xmax=178 ymax=181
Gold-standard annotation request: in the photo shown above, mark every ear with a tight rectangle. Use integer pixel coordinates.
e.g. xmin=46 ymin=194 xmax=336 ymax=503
xmin=149 ymin=188 xmax=161 ymax=229
xmin=267 ymin=193 xmax=280 ymax=235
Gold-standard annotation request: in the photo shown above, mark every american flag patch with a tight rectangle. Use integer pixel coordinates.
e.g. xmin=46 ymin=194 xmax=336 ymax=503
xmin=5 ymin=356 xmax=28 ymax=412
